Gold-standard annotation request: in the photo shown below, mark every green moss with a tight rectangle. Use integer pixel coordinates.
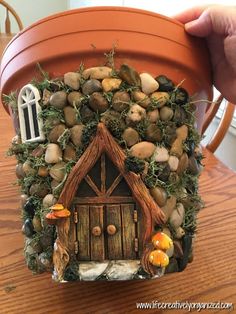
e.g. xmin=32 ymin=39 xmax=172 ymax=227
xmin=125 ymin=156 xmax=145 ymax=174
xmin=2 ymin=91 xmax=18 ymax=113
xmin=134 ymin=119 xmax=148 ymax=140
xmin=81 ymin=121 xmax=98 ymax=147
xmin=58 ymin=128 xmax=71 ymax=150
xmin=105 ymin=118 xmax=124 ymax=140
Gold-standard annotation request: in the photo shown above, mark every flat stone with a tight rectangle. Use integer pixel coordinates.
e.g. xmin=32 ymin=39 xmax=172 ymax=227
xmin=49 ymin=91 xmax=67 ymax=109
xmin=140 ymin=73 xmax=159 ymax=94
xmin=89 ymin=92 xmax=109 ymax=113
xmin=23 ymin=218 xmax=34 ymax=238
xmin=102 ymin=78 xmax=122 ymax=92
xmin=146 ymin=124 xmax=162 ymax=142
xmin=151 ymin=92 xmax=169 ymax=108
xmin=119 ymin=64 xmax=141 ymax=86
xmin=105 ymin=260 xmax=140 ymax=280
xmin=132 ymin=90 xmax=151 ymax=108
xmin=68 ymin=91 xmax=83 ymax=107
xmin=64 ymin=72 xmax=80 ymax=90
xmin=149 ymin=186 xmax=167 ymax=207
xmin=160 ymin=106 xmax=174 ymax=121
xmin=169 ymin=203 xmax=185 ymax=229
xmin=82 ymin=79 xmax=102 ymax=95
xmin=122 ymin=127 xmax=139 ymax=147
xmin=82 ymin=66 xmax=112 ymax=80
xmin=126 ymin=104 xmax=146 ymax=124
xmin=168 ymin=155 xmax=179 ymax=171
xmin=170 ymin=138 xmax=183 ymax=158
xmin=70 ymin=124 xmax=85 ymax=147
xmin=45 ymin=144 xmax=62 ymax=164
xmin=79 ymin=262 xmax=109 ymax=281
xmin=177 ymin=153 xmax=188 ymax=174
xmin=112 ymin=91 xmax=130 ymax=112
xmin=161 ymin=195 xmax=176 ymax=221
xmin=176 ymin=125 xmax=188 ymax=141
xmin=64 ymin=106 xmax=78 ymax=127
xmin=147 ymin=109 xmax=160 ymax=123
xmin=130 ymin=141 xmax=156 ymax=159
xmin=153 ymin=146 xmax=169 ymax=162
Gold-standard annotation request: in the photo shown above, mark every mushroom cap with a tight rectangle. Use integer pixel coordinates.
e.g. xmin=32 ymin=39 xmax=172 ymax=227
xmin=152 ymin=231 xmax=173 ymax=251
xmin=149 ymin=249 xmax=169 ymax=267
xmin=53 ymin=208 xmax=71 ymax=218
xmin=45 ymin=212 xmax=59 ymax=225
xmin=49 ymin=203 xmax=64 ymax=211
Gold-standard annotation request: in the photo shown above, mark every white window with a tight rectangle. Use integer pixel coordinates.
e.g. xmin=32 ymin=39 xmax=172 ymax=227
xmin=18 ymin=84 xmax=45 ymax=143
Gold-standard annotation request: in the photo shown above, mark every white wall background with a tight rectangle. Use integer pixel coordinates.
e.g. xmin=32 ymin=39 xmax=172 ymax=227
xmin=1 ymin=0 xmax=236 ymax=170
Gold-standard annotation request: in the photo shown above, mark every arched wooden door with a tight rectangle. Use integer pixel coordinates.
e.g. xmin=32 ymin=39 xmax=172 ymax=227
xmin=72 ymin=153 xmax=143 ymax=261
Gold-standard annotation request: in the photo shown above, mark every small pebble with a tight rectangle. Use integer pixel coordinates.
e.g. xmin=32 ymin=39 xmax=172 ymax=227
xmin=33 ymin=215 xmax=43 ymax=233
xmin=149 ymin=186 xmax=167 ymax=207
xmin=112 ymin=91 xmax=130 ymax=112
xmin=48 ymin=124 xmax=66 ymax=143
xmin=132 ymin=90 xmax=151 ymax=108
xmin=64 ymin=106 xmax=78 ymax=127
xmin=175 ymin=226 xmax=185 ymax=239
xmin=22 ymin=161 xmax=36 ymax=176
xmin=63 ymin=143 xmax=77 ymax=162
xmin=45 ymin=143 xmax=62 ymax=164
xmin=153 ymin=146 xmax=169 ymax=162
xmin=82 ymin=66 xmax=112 ymax=80
xmin=147 ymin=109 xmax=159 ymax=123
xmin=16 ymin=163 xmax=25 ymax=179
xmin=188 ymin=156 xmax=200 ymax=175
xmin=173 ymin=106 xmax=186 ymax=125
xmin=49 ymin=91 xmax=67 ymax=109
xmin=155 ymin=75 xmax=174 ymax=92
xmin=161 ymin=195 xmax=176 ymax=221
xmin=49 ymin=161 xmax=66 ymax=182
xmin=169 ymin=203 xmax=185 ymax=229
xmin=168 ymin=155 xmax=179 ymax=171
xmin=140 ymin=73 xmax=159 ymax=94
xmin=23 ymin=218 xmax=34 ymax=238
xmin=151 ymin=92 xmax=169 ymax=108
xmin=171 ymin=87 xmax=189 ymax=105
xmin=122 ymin=128 xmax=140 ymax=147
xmin=89 ymin=92 xmax=109 ymax=113
xmin=146 ymin=124 xmax=162 ymax=142
xmin=82 ymin=79 xmax=102 ymax=95
xmin=70 ymin=124 xmax=85 ymax=146
xmin=170 ymin=138 xmax=183 ymax=158
xmin=102 ymin=78 xmax=122 ymax=92
xmin=160 ymin=106 xmax=174 ymax=121
xmin=42 ymin=194 xmax=57 ymax=208
xmin=177 ymin=153 xmax=189 ymax=174
xmin=80 ymin=105 xmax=95 ymax=123
xmin=42 ymin=89 xmax=52 ymax=106
xmin=119 ymin=64 xmax=141 ymax=86
xmin=176 ymin=125 xmax=188 ymax=141
xmin=68 ymin=91 xmax=83 ymax=107
xmin=64 ymin=72 xmax=80 ymax=90
xmin=173 ymin=240 xmax=184 ymax=258
xmin=130 ymin=141 xmax=156 ymax=159
xmin=126 ymin=104 xmax=146 ymax=124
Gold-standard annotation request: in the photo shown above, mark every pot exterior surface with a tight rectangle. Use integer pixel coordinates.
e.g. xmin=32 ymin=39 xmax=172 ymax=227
xmin=0 ymin=6 xmax=212 ymax=123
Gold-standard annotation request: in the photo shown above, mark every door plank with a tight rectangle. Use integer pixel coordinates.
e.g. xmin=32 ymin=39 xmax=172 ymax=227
xmin=77 ymin=205 xmax=90 ymax=261
xmin=121 ymin=204 xmax=136 ymax=259
xmin=106 ymin=204 xmax=122 ymax=260
xmin=90 ymin=205 xmax=105 ymax=261
xmin=136 ymin=205 xmax=143 ymax=258
xmin=67 ymin=205 xmax=76 ymax=255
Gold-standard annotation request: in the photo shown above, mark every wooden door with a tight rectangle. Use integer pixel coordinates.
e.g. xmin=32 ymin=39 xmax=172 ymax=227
xmin=72 ymin=153 xmax=143 ymax=261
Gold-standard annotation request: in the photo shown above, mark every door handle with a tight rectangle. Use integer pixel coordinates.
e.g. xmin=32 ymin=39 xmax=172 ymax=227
xmin=107 ymin=224 xmax=117 ymax=235
xmin=92 ymin=226 xmax=102 ymax=236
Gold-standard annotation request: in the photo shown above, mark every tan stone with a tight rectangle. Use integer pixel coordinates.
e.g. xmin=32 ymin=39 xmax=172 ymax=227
xmin=140 ymin=73 xmax=159 ymax=94
xmin=82 ymin=66 xmax=112 ymax=80
xmin=177 ymin=153 xmax=188 ymax=174
xmin=151 ymin=92 xmax=169 ymax=108
xmin=70 ymin=124 xmax=85 ymax=147
xmin=170 ymin=137 xmax=183 ymax=157
xmin=122 ymin=128 xmax=140 ymax=147
xmin=126 ymin=104 xmax=146 ymax=124
xmin=49 ymin=162 xmax=66 ymax=182
xmin=64 ymin=72 xmax=80 ymax=90
xmin=149 ymin=186 xmax=167 ymax=207
xmin=64 ymin=106 xmax=78 ymax=127
xmin=130 ymin=141 xmax=156 ymax=159
xmin=176 ymin=125 xmax=188 ymax=140
xmin=168 ymin=155 xmax=179 ymax=171
xmin=161 ymin=195 xmax=177 ymax=221
xmin=147 ymin=109 xmax=160 ymax=123
xmin=102 ymin=78 xmax=122 ymax=92
xmin=153 ymin=146 xmax=169 ymax=162
xmin=45 ymin=143 xmax=62 ymax=164
xmin=132 ymin=90 xmax=151 ymax=108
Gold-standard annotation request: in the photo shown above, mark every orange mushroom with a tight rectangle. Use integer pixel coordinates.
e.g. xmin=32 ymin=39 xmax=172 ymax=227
xmin=149 ymin=249 xmax=169 ymax=267
xmin=49 ymin=203 xmax=64 ymax=211
xmin=53 ymin=208 xmax=71 ymax=218
xmin=152 ymin=231 xmax=173 ymax=251
xmin=46 ymin=212 xmax=59 ymax=225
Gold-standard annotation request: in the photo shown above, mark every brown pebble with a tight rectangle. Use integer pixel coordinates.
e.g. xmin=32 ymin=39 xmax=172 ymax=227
xmin=122 ymin=128 xmax=140 ymax=147
xmin=146 ymin=124 xmax=162 ymax=142
xmin=82 ymin=79 xmax=102 ymax=95
xmin=89 ymin=92 xmax=109 ymax=113
xmin=119 ymin=64 xmax=141 ymax=86
xmin=147 ymin=109 xmax=160 ymax=123
xmin=70 ymin=124 xmax=84 ymax=147
xmin=112 ymin=91 xmax=130 ymax=112
xmin=64 ymin=72 xmax=80 ymax=90
xmin=48 ymin=124 xmax=66 ymax=143
xmin=160 ymin=106 xmax=174 ymax=121
xmin=149 ymin=186 xmax=167 ymax=207
xmin=102 ymin=78 xmax=122 ymax=92
xmin=68 ymin=91 xmax=83 ymax=107
xmin=38 ymin=166 xmax=48 ymax=177
xmin=49 ymin=91 xmax=67 ymax=109
xmin=64 ymin=106 xmax=78 ymax=127
xmin=177 ymin=153 xmax=188 ymax=174
xmin=63 ymin=143 xmax=77 ymax=162
xmin=170 ymin=137 xmax=183 ymax=157
xmin=130 ymin=141 xmax=156 ymax=159
xmin=132 ymin=90 xmax=151 ymax=108
xmin=151 ymin=92 xmax=169 ymax=108
xmin=161 ymin=195 xmax=176 ymax=221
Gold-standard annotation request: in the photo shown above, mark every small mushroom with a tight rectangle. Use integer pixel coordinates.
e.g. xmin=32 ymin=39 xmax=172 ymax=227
xmin=50 ymin=203 xmax=64 ymax=211
xmin=53 ymin=208 xmax=71 ymax=218
xmin=149 ymin=249 xmax=169 ymax=267
xmin=152 ymin=232 xmax=173 ymax=251
xmin=45 ymin=212 xmax=59 ymax=225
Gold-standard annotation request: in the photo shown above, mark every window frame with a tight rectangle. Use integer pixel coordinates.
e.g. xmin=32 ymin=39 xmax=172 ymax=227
xmin=18 ymin=84 xmax=45 ymax=143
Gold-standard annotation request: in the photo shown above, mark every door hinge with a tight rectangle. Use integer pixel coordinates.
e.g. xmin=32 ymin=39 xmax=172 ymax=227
xmin=74 ymin=211 xmax=78 ymax=223
xmin=133 ymin=210 xmax=138 ymax=222
xmin=74 ymin=240 xmax=79 ymax=255
xmin=134 ymin=238 xmax=139 ymax=252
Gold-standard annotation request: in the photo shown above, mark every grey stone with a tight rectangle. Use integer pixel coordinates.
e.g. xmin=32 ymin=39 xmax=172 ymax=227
xmin=79 ymin=262 xmax=109 ymax=281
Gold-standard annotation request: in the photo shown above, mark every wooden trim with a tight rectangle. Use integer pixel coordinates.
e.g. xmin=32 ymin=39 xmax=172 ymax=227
xmin=84 ymin=174 xmax=102 ymax=196
xmin=101 ymin=153 xmax=106 ymax=193
xmin=73 ymin=196 xmax=134 ymax=204
xmin=106 ymin=173 xmax=123 ymax=196
xmin=58 ymin=123 xmax=165 ymax=251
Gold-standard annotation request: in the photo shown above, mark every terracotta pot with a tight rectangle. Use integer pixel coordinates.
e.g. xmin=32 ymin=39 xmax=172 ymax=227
xmin=0 ymin=6 xmax=212 ymax=130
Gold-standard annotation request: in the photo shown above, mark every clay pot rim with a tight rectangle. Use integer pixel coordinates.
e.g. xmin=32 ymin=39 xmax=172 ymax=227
xmin=5 ymin=6 xmax=184 ymax=52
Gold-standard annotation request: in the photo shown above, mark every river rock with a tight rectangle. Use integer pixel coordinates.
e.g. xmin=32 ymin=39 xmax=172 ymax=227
xmin=158 ymin=163 xmax=171 ymax=182
xmin=151 ymin=92 xmax=169 ymax=108
xmin=153 ymin=146 xmax=169 ymax=162
xmin=29 ymin=183 xmax=49 ymax=198
xmin=175 ymin=226 xmax=185 ymax=239
xmin=165 ymin=124 xmax=177 ymax=146
xmin=132 ymin=90 xmax=151 ymax=108
xmin=38 ymin=166 xmax=48 ymax=177
xmin=23 ymin=218 xmax=34 ymax=238
xmin=130 ymin=141 xmax=156 ymax=159
xmin=32 ymin=145 xmax=45 ymax=157
xmin=64 ymin=106 xmax=77 ymax=127
xmin=140 ymin=73 xmax=159 ymax=94
xmin=64 ymin=72 xmax=80 ymax=90
xmin=68 ymin=91 xmax=83 ymax=107
xmin=122 ymin=128 xmax=139 ymax=147
xmin=16 ymin=163 xmax=25 ymax=179
xmin=160 ymin=106 xmax=174 ymax=121
xmin=188 ymin=156 xmax=200 ymax=175
xmin=45 ymin=143 xmax=62 ymax=164
xmin=42 ymin=89 xmax=52 ymax=106
xmin=102 ymin=78 xmax=122 ymax=92
xmin=48 ymin=124 xmax=66 ymax=143
xmin=126 ymin=104 xmax=146 ymax=124
xmin=146 ymin=124 xmax=162 ymax=142
xmin=170 ymin=138 xmax=183 ymax=157
xmin=82 ymin=79 xmax=102 ymax=95
xmin=80 ymin=105 xmax=95 ymax=123
xmin=70 ymin=124 xmax=85 ymax=147
xmin=33 ymin=215 xmax=43 ymax=233
xmin=22 ymin=161 xmax=36 ymax=176
xmin=82 ymin=66 xmax=112 ymax=80
xmin=49 ymin=161 xmax=66 ymax=182
xmin=149 ymin=186 xmax=167 ymax=207
xmin=178 ymin=235 xmax=192 ymax=271
xmin=168 ymin=155 xmax=179 ymax=171
xmin=174 ymin=240 xmax=184 ymax=258
xmin=177 ymin=153 xmax=188 ymax=174
xmin=89 ymin=92 xmax=109 ymax=113
xmin=169 ymin=203 xmax=185 ymax=229
xmin=176 ymin=125 xmax=188 ymax=141
xmin=147 ymin=109 xmax=159 ymax=123
xmin=119 ymin=64 xmax=141 ymax=86
xmin=112 ymin=91 xmax=130 ymax=112
xmin=166 ymin=245 xmax=174 ymax=258
xmin=63 ymin=143 xmax=77 ymax=162
xmin=173 ymin=106 xmax=186 ymax=125
xmin=49 ymin=91 xmax=67 ymax=109
xmin=155 ymin=75 xmax=174 ymax=92
xmin=161 ymin=195 xmax=176 ymax=221
xmin=42 ymin=194 xmax=57 ymax=208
